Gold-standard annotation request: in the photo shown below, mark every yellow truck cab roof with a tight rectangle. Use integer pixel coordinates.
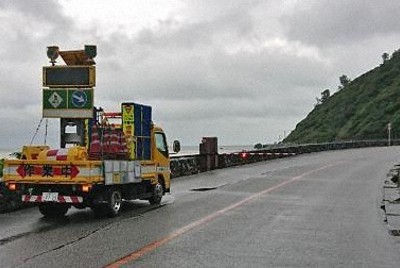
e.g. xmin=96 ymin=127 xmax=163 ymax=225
xmin=153 ymin=125 xmax=164 ymax=133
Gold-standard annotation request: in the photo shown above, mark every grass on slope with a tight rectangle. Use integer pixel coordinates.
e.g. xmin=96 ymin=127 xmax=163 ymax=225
xmin=285 ymin=51 xmax=400 ymax=144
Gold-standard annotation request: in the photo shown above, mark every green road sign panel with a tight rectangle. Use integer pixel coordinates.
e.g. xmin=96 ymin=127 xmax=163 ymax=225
xmin=42 ymin=88 xmax=94 ymax=118
xmin=43 ymin=89 xmax=67 ymax=109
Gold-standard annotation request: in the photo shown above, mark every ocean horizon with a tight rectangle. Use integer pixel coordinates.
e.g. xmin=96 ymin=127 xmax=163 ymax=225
xmin=0 ymin=145 xmax=254 ymax=159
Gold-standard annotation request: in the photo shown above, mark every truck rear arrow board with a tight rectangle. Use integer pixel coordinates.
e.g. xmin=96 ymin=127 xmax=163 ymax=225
xmin=69 ymin=165 xmax=80 ymax=178
xmin=16 ymin=164 xmax=80 ymax=179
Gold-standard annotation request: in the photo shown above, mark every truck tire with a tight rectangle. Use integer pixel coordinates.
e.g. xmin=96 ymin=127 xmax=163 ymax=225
xmin=148 ymin=181 xmax=164 ymax=205
xmin=105 ymin=190 xmax=122 ymax=217
xmin=38 ymin=203 xmax=69 ymax=218
xmin=92 ymin=189 xmax=122 ymax=218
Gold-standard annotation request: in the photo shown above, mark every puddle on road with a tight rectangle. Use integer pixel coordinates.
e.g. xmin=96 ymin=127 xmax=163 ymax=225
xmin=389 ymin=230 xmax=400 ymax=236
xmin=190 ymin=187 xmax=218 ymax=192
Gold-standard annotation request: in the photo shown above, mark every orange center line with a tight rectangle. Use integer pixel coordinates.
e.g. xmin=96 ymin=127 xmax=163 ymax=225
xmin=105 ymin=163 xmax=338 ymax=268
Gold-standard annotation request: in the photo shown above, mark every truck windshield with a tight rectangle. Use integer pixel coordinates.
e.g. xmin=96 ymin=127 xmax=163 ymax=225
xmin=155 ymin=132 xmax=168 ymax=157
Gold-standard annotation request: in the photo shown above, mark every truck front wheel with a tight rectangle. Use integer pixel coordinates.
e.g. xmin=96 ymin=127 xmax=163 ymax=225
xmin=38 ymin=203 xmax=69 ymax=218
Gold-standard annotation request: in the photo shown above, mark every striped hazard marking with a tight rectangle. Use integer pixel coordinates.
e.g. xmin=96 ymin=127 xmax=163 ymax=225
xmin=22 ymin=195 xmax=83 ymax=203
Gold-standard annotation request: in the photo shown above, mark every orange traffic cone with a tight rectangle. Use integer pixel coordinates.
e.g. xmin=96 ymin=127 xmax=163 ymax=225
xmin=89 ymin=124 xmax=101 ymax=158
xmin=110 ymin=124 xmax=120 ymax=155
xmin=102 ymin=126 xmax=112 ymax=156
xmin=118 ymin=132 xmax=128 ymax=158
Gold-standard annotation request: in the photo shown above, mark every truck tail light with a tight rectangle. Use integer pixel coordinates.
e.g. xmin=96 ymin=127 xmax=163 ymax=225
xmin=7 ymin=183 xmax=17 ymax=191
xmin=81 ymin=184 xmax=91 ymax=193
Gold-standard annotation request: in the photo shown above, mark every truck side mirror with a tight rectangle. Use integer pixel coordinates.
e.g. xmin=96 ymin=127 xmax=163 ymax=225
xmin=173 ymin=140 xmax=181 ymax=153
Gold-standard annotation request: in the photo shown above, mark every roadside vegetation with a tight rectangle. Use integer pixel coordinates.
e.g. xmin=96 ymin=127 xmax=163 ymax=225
xmin=0 ymin=158 xmax=25 ymax=212
xmin=0 ymin=158 xmax=3 ymax=177
xmin=284 ymin=50 xmax=400 ymax=144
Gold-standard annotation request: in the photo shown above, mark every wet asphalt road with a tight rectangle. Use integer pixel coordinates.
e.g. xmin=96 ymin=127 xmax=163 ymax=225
xmin=1 ymin=147 xmax=400 ymax=267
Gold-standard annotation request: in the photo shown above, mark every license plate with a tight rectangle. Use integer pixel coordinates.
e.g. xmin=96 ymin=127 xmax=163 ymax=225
xmin=42 ymin=192 xmax=59 ymax=202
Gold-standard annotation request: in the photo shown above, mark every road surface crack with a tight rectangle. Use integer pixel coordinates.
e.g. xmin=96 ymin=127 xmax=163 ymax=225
xmin=19 ymin=223 xmax=114 ymax=266
xmin=0 ymin=221 xmax=67 ymax=247
xmin=0 ymin=232 xmax=32 ymax=246
xmin=17 ymin=205 xmax=166 ymax=266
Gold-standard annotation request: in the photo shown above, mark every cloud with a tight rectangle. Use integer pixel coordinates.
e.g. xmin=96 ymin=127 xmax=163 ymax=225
xmin=94 ymin=9 xmax=329 ymax=102
xmin=282 ymin=0 xmax=400 ymax=47
xmin=85 ymin=9 xmax=330 ymax=146
xmin=0 ymin=0 xmax=399 ymax=150
xmin=0 ymin=1 xmax=80 ymax=149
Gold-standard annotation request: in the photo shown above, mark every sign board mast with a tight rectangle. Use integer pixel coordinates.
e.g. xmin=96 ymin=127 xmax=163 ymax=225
xmin=42 ymin=45 xmax=97 ymax=148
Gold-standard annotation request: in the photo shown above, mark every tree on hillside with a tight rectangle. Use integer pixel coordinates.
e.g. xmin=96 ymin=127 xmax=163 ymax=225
xmin=254 ymin=143 xmax=263 ymax=149
xmin=392 ymin=49 xmax=400 ymax=59
xmin=338 ymin=75 xmax=351 ymax=90
xmin=382 ymin=52 xmax=389 ymax=63
xmin=315 ymin=89 xmax=331 ymax=106
xmin=321 ymin=89 xmax=330 ymax=102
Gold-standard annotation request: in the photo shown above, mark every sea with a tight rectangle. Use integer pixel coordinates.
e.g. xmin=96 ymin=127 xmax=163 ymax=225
xmin=0 ymin=145 xmax=254 ymax=159
xmin=171 ymin=145 xmax=254 ymax=156
xmin=0 ymin=149 xmax=17 ymax=159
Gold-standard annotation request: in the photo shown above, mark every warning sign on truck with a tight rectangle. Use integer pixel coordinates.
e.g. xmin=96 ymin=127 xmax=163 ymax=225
xmin=42 ymin=88 xmax=94 ymax=118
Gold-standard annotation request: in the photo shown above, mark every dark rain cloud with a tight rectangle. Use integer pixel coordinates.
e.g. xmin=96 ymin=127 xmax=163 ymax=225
xmin=1 ymin=0 xmax=400 ymax=147
xmin=282 ymin=0 xmax=400 ymax=47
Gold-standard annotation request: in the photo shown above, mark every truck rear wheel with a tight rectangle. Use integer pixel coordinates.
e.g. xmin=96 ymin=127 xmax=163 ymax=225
xmin=38 ymin=203 xmax=69 ymax=218
xmin=92 ymin=189 xmax=122 ymax=218
xmin=148 ymin=181 xmax=164 ymax=205
xmin=106 ymin=190 xmax=122 ymax=217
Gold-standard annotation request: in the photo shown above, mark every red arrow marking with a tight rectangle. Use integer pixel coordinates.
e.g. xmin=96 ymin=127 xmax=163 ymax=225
xmin=71 ymin=165 xmax=80 ymax=178
xmin=16 ymin=165 xmax=25 ymax=177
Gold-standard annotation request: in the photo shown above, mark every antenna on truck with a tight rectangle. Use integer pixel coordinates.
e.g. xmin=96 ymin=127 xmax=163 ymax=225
xmin=30 ymin=118 xmax=44 ymax=145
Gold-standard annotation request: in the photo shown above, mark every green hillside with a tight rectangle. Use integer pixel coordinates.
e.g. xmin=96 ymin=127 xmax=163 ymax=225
xmin=284 ymin=50 xmax=400 ymax=144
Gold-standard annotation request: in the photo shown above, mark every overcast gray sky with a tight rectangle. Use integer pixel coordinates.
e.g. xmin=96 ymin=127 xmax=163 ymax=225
xmin=1 ymin=0 xmax=400 ymax=149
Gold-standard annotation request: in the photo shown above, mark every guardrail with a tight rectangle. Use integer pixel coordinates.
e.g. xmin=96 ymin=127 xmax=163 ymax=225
xmin=170 ymin=139 xmax=400 ymax=178
xmin=1 ymin=139 xmax=397 ymax=212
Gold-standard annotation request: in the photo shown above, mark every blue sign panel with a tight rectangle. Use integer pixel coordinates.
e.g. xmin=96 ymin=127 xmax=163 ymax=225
xmin=71 ymin=90 xmax=88 ymax=108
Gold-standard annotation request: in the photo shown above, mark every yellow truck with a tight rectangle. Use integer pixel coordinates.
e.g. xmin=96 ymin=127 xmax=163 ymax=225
xmin=1 ymin=45 xmax=178 ymax=217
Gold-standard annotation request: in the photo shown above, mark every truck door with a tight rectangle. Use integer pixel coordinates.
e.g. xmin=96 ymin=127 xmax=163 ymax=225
xmin=154 ymin=132 xmax=171 ymax=190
